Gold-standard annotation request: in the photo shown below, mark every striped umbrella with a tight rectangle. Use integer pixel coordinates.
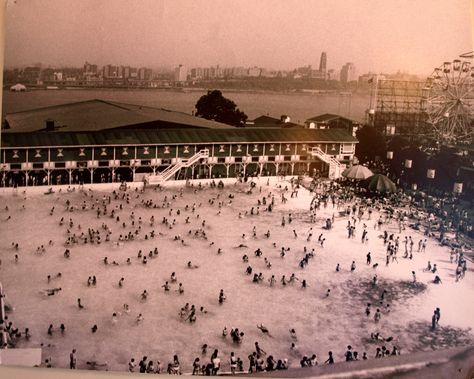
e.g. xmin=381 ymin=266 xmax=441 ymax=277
xmin=342 ymin=165 xmax=374 ymax=180
xmin=361 ymin=174 xmax=397 ymax=193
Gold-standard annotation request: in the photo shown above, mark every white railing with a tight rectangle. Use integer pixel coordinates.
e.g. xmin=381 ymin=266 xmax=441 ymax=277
xmin=146 ymin=149 xmax=209 ymax=184
xmin=310 ymin=147 xmax=346 ymax=179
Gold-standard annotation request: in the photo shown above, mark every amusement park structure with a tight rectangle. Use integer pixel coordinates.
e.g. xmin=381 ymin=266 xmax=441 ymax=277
xmin=370 ymin=52 xmax=474 ymax=148
xmin=371 ymin=79 xmax=426 ymax=137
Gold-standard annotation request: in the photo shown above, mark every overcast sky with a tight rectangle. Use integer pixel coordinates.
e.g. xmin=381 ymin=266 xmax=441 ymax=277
xmin=4 ymin=0 xmax=473 ymax=75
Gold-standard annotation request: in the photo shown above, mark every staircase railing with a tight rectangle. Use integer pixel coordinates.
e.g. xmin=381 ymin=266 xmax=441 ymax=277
xmin=310 ymin=147 xmax=346 ymax=179
xmin=146 ymin=149 xmax=209 ymax=184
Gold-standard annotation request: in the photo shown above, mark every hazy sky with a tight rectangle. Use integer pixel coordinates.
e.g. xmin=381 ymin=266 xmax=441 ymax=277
xmin=4 ymin=0 xmax=473 ymax=75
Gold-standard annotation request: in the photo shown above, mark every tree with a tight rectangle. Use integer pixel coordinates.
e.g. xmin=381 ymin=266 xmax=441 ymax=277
xmin=355 ymin=125 xmax=386 ymax=163
xmin=195 ymin=90 xmax=248 ymax=127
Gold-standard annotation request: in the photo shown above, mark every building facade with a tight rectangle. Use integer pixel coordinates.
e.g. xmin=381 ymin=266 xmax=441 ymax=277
xmin=0 ymin=101 xmax=357 ymax=187
xmin=319 ymin=52 xmax=327 ymax=77
xmin=340 ymin=63 xmax=357 ymax=83
xmin=174 ymin=64 xmax=187 ymax=82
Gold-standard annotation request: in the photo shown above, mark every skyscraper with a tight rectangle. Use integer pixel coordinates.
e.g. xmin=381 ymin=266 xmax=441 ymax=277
xmin=174 ymin=64 xmax=187 ymax=82
xmin=319 ymin=52 xmax=327 ymax=73
xmin=340 ymin=63 xmax=356 ymax=83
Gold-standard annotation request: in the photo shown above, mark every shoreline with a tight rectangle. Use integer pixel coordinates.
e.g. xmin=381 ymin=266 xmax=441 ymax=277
xmin=4 ymin=87 xmax=370 ymax=97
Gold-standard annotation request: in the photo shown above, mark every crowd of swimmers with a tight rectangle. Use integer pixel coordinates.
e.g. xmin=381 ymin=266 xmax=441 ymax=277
xmin=0 ymin=175 xmax=471 ymax=374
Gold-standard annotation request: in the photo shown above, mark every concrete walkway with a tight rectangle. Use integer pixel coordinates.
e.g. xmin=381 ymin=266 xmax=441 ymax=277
xmin=250 ymin=345 xmax=474 ymax=378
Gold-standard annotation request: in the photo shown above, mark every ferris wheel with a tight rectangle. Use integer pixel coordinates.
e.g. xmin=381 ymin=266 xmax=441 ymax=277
xmin=422 ymin=57 xmax=474 ymax=145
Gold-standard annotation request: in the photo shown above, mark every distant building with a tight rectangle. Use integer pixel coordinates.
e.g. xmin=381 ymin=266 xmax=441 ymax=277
xmin=83 ymin=62 xmax=98 ymax=75
xmin=340 ymin=63 xmax=357 ymax=83
xmin=296 ymin=65 xmax=312 ymax=77
xmin=1 ymin=99 xmax=357 ymax=185
xmin=209 ymin=66 xmax=216 ymax=79
xmin=103 ymin=64 xmax=118 ymax=79
xmin=305 ymin=113 xmax=360 ymax=136
xmin=117 ymin=66 xmax=124 ymax=79
xmin=175 ymin=64 xmax=187 ymax=82
xmin=21 ymin=67 xmax=41 ymax=84
xmin=41 ymin=68 xmax=56 ymax=82
xmin=319 ymin=52 xmax=327 ymax=75
xmin=190 ymin=67 xmax=203 ymax=80
xmin=248 ymin=67 xmax=261 ymax=77
xmin=233 ymin=67 xmax=247 ymax=78
xmin=215 ymin=65 xmax=224 ymax=78
xmin=246 ymin=114 xmax=303 ymax=128
xmin=144 ymin=68 xmax=153 ymax=80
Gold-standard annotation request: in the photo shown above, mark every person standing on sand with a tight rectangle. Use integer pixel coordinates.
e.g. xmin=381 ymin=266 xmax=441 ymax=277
xmin=229 ymin=352 xmax=237 ymax=375
xmin=219 ymin=289 xmax=226 ymax=304
xmin=69 ymin=349 xmax=77 ymax=369
xmin=435 ymin=307 xmax=440 ymax=324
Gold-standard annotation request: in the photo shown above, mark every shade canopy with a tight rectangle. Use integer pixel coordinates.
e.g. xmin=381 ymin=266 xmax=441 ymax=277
xmin=361 ymin=174 xmax=397 ymax=193
xmin=342 ymin=165 xmax=374 ymax=180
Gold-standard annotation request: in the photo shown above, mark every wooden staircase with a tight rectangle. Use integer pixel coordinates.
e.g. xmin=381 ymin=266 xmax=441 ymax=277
xmin=310 ymin=147 xmax=346 ymax=179
xmin=145 ymin=149 xmax=209 ymax=185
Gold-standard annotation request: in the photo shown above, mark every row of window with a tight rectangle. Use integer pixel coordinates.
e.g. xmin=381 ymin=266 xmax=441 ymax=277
xmin=8 ymin=143 xmax=354 ymax=160
xmin=4 ymin=156 xmax=320 ymax=171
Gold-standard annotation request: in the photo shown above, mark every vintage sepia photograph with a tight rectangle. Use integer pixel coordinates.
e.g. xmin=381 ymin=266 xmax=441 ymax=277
xmin=0 ymin=1 xmax=473 ymax=378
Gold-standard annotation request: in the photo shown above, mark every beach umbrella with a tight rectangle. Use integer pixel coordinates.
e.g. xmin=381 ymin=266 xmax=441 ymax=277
xmin=361 ymin=174 xmax=397 ymax=193
xmin=342 ymin=165 xmax=374 ymax=180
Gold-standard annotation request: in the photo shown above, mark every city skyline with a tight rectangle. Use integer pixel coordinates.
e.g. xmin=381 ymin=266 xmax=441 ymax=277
xmin=4 ymin=0 xmax=472 ymax=76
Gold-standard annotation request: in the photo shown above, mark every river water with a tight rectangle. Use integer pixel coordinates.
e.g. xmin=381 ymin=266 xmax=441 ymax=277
xmin=2 ymin=89 xmax=370 ymax=124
